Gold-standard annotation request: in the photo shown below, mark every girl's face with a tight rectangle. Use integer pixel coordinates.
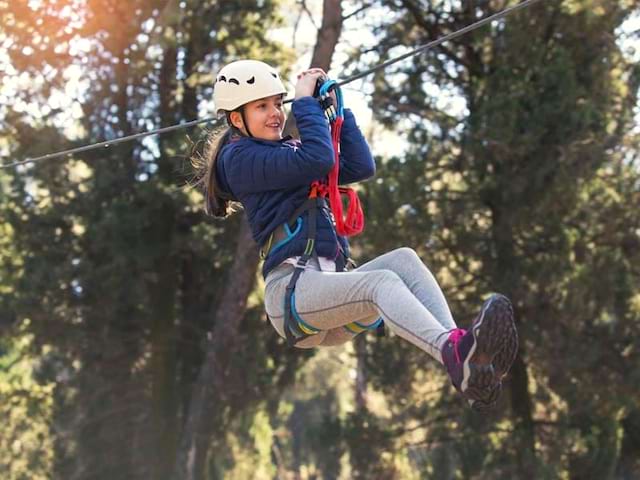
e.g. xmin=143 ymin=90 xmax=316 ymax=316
xmin=233 ymin=94 xmax=286 ymax=141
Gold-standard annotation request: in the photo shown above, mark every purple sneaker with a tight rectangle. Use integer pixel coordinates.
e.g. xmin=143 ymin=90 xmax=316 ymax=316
xmin=441 ymin=294 xmax=517 ymax=410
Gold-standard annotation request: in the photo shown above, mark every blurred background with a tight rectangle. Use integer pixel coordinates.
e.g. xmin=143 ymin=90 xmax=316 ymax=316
xmin=1 ymin=1 xmax=640 ymax=479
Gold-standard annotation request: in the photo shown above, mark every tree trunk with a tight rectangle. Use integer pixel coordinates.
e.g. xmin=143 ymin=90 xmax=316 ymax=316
xmin=311 ymin=0 xmax=343 ymax=72
xmin=509 ymin=353 xmax=537 ymax=472
xmin=283 ymin=0 xmax=343 ymax=138
xmin=616 ymin=409 xmax=640 ymax=479
xmin=354 ymin=335 xmax=368 ymax=410
xmin=173 ymin=2 xmax=344 ymax=477
xmin=149 ymin=246 xmax=179 ymax=480
xmin=146 ymin=37 xmax=182 ymax=479
xmin=173 ymin=219 xmax=259 ymax=480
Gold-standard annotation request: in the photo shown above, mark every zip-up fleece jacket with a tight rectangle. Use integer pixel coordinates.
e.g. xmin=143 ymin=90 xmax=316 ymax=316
xmin=216 ymin=96 xmax=376 ymax=279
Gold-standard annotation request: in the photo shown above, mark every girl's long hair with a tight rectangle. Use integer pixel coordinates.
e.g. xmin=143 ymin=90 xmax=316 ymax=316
xmin=192 ymin=118 xmax=240 ymax=217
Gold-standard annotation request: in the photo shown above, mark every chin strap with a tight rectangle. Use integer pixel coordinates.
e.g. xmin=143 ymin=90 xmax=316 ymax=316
xmin=225 ymin=108 xmax=253 ymax=138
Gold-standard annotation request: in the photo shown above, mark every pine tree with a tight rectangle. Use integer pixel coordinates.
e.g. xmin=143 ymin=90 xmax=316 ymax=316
xmin=348 ymin=0 xmax=640 ymax=476
xmin=1 ymin=1 xmax=294 ymax=478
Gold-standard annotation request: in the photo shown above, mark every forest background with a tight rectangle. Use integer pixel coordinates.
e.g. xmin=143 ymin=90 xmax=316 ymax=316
xmin=1 ymin=0 xmax=640 ymax=479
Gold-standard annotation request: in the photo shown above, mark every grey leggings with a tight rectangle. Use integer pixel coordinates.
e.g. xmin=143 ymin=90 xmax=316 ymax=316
xmin=264 ymin=247 xmax=457 ymax=363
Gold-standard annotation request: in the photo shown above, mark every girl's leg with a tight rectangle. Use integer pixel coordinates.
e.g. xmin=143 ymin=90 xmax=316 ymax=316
xmin=317 ymin=312 xmax=381 ymax=347
xmin=314 ymin=248 xmax=453 ymax=348
xmin=319 ymin=326 xmax=361 ymax=346
xmin=264 ymin=256 xmax=518 ymax=410
xmin=265 ymin=262 xmax=450 ymax=363
xmin=355 ymin=247 xmax=456 ymax=330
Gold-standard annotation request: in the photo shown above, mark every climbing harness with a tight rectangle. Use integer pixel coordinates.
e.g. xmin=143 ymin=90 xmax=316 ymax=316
xmin=264 ymin=79 xmax=377 ymax=346
xmin=281 ymin=81 xmax=344 ymax=346
xmin=281 ymin=183 xmax=324 ymax=346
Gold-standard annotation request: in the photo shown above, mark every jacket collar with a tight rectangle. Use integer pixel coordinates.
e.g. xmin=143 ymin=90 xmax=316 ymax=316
xmin=231 ymin=134 xmax=294 ymax=146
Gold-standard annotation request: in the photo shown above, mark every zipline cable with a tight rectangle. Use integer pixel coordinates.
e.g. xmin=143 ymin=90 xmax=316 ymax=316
xmin=1 ymin=0 xmax=543 ymax=170
xmin=3 ymin=116 xmax=221 ymax=170
xmin=335 ymin=0 xmax=543 ymax=87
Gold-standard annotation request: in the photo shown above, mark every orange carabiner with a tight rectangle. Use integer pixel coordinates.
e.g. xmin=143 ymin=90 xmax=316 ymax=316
xmin=308 ymin=182 xmax=319 ymax=199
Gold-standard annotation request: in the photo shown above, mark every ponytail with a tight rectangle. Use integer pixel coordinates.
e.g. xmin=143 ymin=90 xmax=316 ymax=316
xmin=192 ymin=122 xmax=239 ymax=217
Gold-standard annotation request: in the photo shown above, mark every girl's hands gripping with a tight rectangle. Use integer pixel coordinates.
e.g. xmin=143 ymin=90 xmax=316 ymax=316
xmin=294 ymin=68 xmax=335 ymax=102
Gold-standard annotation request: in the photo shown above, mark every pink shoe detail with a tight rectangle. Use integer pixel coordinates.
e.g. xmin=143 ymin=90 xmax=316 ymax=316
xmin=447 ymin=328 xmax=467 ymax=364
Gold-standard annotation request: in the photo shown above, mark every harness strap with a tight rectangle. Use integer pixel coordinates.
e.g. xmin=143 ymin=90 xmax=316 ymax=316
xmin=260 ymin=197 xmax=328 ymax=259
xmin=283 ymin=196 xmax=319 ymax=347
xmin=287 ymin=194 xmax=326 ymax=229
xmin=270 ymin=79 xmax=373 ymax=347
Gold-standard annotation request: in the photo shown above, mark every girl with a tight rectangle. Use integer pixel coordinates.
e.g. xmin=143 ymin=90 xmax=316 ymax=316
xmin=200 ymin=59 xmax=518 ymax=411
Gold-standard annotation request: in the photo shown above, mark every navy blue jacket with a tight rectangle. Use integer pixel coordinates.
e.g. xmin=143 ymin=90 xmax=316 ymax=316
xmin=216 ymin=96 xmax=375 ymax=278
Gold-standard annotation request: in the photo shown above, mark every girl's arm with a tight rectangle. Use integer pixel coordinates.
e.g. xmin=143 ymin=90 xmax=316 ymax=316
xmin=338 ymin=108 xmax=376 ymax=185
xmin=221 ymin=97 xmax=335 ymax=195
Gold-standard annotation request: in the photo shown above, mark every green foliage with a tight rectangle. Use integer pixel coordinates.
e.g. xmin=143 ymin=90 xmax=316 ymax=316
xmin=1 ymin=0 xmax=297 ymax=478
xmin=350 ymin=0 xmax=640 ymax=478
xmin=0 ymin=329 xmax=54 ymax=480
xmin=2 ymin=0 xmax=640 ymax=478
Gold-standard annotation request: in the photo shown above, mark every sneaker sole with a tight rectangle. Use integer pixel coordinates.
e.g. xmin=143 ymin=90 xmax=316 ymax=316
xmin=493 ymin=316 xmax=518 ymax=380
xmin=469 ymin=382 xmax=502 ymax=412
xmin=461 ymin=294 xmax=516 ymax=403
xmin=470 ymin=326 xmax=519 ymax=411
xmin=469 ymin=333 xmax=520 ymax=411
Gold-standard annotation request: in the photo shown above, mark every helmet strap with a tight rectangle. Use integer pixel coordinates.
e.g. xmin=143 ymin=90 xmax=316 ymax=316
xmin=226 ymin=108 xmax=253 ymax=138
xmin=239 ymin=108 xmax=254 ymax=138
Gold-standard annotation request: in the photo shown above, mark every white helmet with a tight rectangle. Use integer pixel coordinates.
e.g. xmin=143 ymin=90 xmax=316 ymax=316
xmin=213 ymin=60 xmax=287 ymax=113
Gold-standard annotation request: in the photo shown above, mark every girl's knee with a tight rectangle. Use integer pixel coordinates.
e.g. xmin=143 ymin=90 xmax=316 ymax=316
xmin=370 ymin=268 xmax=403 ymax=287
xmin=392 ymin=247 xmax=421 ymax=263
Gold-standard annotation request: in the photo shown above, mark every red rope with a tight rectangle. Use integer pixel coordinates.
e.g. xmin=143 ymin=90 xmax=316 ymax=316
xmin=312 ymin=116 xmax=364 ymax=237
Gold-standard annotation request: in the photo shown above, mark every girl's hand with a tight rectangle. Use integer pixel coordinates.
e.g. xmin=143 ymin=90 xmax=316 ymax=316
xmin=294 ymin=68 xmax=328 ymax=99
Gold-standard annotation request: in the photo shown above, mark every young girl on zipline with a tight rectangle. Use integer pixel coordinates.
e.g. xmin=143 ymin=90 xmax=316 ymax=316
xmin=199 ymin=59 xmax=518 ymax=411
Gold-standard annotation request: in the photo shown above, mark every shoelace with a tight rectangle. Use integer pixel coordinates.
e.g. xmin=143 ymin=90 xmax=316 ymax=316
xmin=447 ymin=328 xmax=467 ymax=364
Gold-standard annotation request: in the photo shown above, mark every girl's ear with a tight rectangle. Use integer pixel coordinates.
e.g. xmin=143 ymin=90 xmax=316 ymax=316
xmin=229 ymin=111 xmax=243 ymax=130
